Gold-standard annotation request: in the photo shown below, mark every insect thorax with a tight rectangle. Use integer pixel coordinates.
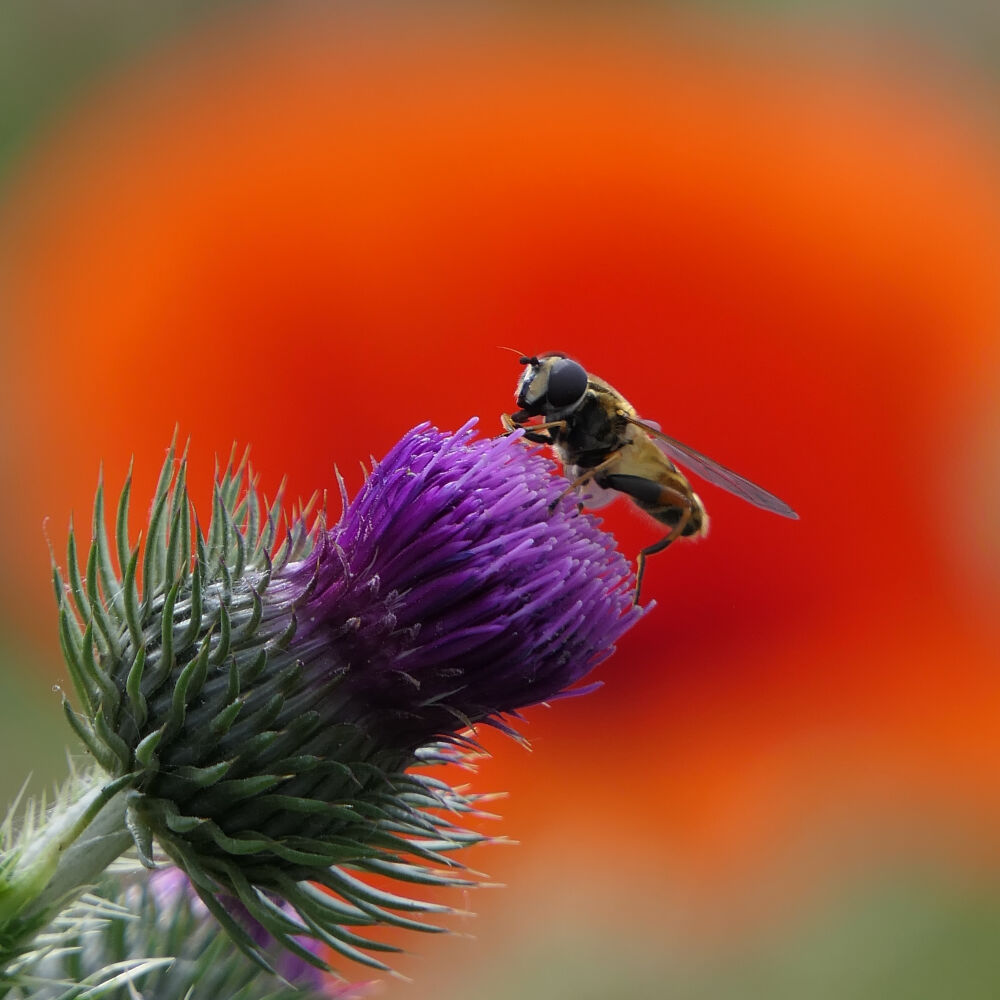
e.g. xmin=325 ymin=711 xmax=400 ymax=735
xmin=558 ymin=393 xmax=623 ymax=468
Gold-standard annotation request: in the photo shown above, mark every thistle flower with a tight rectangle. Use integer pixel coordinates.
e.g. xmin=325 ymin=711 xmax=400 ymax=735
xmin=272 ymin=420 xmax=642 ymax=747
xmin=0 ymin=420 xmax=641 ymax=980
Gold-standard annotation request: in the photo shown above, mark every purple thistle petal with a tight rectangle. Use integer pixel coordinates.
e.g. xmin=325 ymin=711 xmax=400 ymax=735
xmin=271 ymin=420 xmax=643 ymax=748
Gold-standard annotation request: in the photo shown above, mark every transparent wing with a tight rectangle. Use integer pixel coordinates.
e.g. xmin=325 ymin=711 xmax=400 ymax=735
xmin=564 ymin=464 xmax=618 ymax=509
xmin=630 ymin=416 xmax=799 ymax=519
xmin=579 ymin=483 xmax=619 ymax=510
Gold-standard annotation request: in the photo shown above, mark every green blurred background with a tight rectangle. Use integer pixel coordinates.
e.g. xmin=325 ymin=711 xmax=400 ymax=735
xmin=0 ymin=0 xmax=239 ymax=804
xmin=1 ymin=2 xmax=999 ymax=997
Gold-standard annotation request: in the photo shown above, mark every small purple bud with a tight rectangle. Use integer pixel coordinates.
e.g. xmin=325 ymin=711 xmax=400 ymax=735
xmin=146 ymin=867 xmax=366 ymax=996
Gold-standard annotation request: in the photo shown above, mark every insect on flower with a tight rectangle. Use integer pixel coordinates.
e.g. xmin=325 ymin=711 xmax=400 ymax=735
xmin=501 ymin=352 xmax=798 ymax=602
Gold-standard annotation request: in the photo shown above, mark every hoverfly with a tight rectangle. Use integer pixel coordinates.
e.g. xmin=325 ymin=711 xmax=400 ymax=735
xmin=501 ymin=352 xmax=798 ymax=603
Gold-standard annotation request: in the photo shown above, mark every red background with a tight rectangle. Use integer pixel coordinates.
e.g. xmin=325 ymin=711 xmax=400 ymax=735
xmin=1 ymin=8 xmax=998 ymax=996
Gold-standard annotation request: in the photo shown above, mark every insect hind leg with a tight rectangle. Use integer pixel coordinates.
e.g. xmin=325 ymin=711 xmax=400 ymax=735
xmin=602 ymin=473 xmax=694 ymax=604
xmin=635 ymin=531 xmax=684 ymax=606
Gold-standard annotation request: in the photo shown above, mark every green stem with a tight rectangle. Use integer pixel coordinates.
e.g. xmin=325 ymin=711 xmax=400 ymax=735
xmin=0 ymin=770 xmax=135 ymax=972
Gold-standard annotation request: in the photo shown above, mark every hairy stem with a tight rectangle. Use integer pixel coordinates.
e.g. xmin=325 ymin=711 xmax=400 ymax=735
xmin=0 ymin=770 xmax=133 ymax=976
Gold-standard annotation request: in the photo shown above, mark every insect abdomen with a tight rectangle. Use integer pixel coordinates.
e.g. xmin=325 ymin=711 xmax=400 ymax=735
xmin=665 ymin=501 xmax=707 ymax=536
xmin=601 ymin=472 xmax=707 ymax=536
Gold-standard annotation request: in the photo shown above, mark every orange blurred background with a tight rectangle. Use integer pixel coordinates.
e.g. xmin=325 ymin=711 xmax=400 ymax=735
xmin=1 ymin=4 xmax=999 ymax=997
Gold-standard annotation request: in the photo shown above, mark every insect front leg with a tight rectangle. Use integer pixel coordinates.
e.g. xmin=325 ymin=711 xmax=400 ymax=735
xmin=601 ymin=473 xmax=695 ymax=604
xmin=500 ymin=412 xmax=567 ymax=444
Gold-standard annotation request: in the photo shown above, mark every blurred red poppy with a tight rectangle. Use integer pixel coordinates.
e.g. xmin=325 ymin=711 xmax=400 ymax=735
xmin=1 ymin=8 xmax=998 ymax=987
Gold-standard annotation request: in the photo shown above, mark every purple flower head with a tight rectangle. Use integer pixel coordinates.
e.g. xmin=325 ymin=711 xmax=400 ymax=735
xmin=268 ymin=420 xmax=643 ymax=747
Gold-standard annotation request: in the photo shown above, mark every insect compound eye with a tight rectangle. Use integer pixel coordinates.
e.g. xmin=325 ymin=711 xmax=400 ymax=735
xmin=545 ymin=358 xmax=588 ymax=408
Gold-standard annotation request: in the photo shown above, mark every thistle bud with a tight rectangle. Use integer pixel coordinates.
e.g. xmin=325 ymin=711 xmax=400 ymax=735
xmin=7 ymin=859 xmax=364 ymax=998
xmin=50 ymin=420 xmax=641 ymax=971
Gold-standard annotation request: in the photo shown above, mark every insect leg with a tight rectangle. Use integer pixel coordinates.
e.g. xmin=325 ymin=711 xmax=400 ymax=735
xmin=523 ymin=419 xmax=569 ymax=434
xmin=500 ymin=413 xmax=567 ymax=443
xmin=602 ymin=473 xmax=694 ymax=604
